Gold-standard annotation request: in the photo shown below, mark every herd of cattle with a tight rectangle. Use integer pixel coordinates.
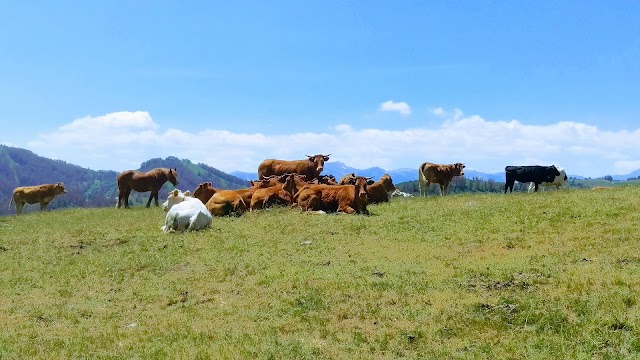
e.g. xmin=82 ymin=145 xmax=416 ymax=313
xmin=9 ymin=155 xmax=569 ymax=231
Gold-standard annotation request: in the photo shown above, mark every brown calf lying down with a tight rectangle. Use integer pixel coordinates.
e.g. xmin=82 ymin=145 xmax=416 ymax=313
xmin=249 ymin=174 xmax=307 ymax=210
xmin=293 ymin=176 xmax=369 ymax=214
xmin=192 ymin=182 xmax=247 ymax=216
xmin=366 ymin=174 xmax=396 ymax=204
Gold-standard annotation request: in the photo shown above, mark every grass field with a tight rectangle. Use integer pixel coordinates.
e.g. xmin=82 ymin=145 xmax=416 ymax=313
xmin=1 ymin=186 xmax=639 ymax=359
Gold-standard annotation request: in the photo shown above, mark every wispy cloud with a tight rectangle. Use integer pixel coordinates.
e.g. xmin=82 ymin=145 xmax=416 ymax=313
xmin=23 ymin=109 xmax=640 ymax=178
xmin=379 ymin=100 xmax=411 ymax=116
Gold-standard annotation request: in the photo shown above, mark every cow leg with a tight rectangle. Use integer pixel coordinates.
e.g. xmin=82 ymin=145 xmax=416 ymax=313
xmin=338 ymin=204 xmax=355 ymax=214
xmin=40 ymin=202 xmax=46 ymax=211
xmin=534 ymin=183 xmax=539 ymax=192
xmin=15 ymin=202 xmax=24 ymax=215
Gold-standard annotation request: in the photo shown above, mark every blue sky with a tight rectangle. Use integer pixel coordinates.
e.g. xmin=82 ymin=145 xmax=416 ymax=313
xmin=1 ymin=1 xmax=639 ymax=177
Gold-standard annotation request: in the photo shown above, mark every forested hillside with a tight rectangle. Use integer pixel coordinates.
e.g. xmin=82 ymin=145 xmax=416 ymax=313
xmin=0 ymin=145 xmax=247 ymax=216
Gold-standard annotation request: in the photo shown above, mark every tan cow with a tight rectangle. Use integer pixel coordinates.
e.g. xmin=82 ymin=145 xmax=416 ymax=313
xmin=418 ymin=162 xmax=465 ymax=196
xmin=258 ymin=154 xmax=330 ymax=181
xmin=293 ymin=176 xmax=369 ymax=214
xmin=205 ymin=190 xmax=247 ymax=217
xmin=367 ymin=174 xmax=396 ymax=203
xmin=249 ymin=173 xmax=304 ymax=210
xmin=10 ymin=182 xmax=67 ymax=214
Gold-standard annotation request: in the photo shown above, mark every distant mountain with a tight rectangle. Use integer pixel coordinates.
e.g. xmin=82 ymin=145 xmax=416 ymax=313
xmin=230 ymin=171 xmax=256 ymax=181
xmin=613 ymin=168 xmax=640 ymax=181
xmin=0 ymin=145 xmax=247 ymax=216
xmin=463 ymin=169 xmax=505 ymax=182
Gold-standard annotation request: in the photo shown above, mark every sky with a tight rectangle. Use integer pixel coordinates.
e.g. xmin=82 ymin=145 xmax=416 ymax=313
xmin=1 ymin=1 xmax=639 ymax=178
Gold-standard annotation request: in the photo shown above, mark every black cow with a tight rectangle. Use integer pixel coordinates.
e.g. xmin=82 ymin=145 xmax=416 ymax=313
xmin=504 ymin=165 xmax=561 ymax=193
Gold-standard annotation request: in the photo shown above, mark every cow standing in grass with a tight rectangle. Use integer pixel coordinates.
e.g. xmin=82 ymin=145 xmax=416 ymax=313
xmin=504 ymin=165 xmax=561 ymax=193
xmin=10 ymin=182 xmax=67 ymax=215
xmin=527 ymin=167 xmax=568 ymax=192
xmin=418 ymin=162 xmax=465 ymax=196
xmin=258 ymin=154 xmax=330 ymax=181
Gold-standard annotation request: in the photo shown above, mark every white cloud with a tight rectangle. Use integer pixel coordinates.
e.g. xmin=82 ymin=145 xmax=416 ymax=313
xmin=379 ymin=100 xmax=411 ymax=116
xmin=22 ymin=109 xmax=640 ymax=177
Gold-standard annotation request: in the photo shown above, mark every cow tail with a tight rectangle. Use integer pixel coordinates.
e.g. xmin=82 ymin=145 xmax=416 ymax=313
xmin=9 ymin=197 xmax=13 ymax=209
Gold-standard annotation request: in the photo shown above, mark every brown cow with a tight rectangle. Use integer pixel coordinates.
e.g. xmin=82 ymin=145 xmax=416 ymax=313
xmin=338 ymin=173 xmax=357 ymax=185
xmin=257 ymin=154 xmax=330 ymax=181
xmin=249 ymin=173 xmax=304 ymax=210
xmin=418 ymin=162 xmax=465 ymax=196
xmin=205 ymin=190 xmax=247 ymax=217
xmin=367 ymin=174 xmax=396 ymax=204
xmin=10 ymin=182 xmax=67 ymax=215
xmin=192 ymin=182 xmax=219 ymax=204
xmin=311 ymin=174 xmax=338 ymax=185
xmin=293 ymin=176 xmax=369 ymax=214
xmin=116 ymin=168 xmax=178 ymax=208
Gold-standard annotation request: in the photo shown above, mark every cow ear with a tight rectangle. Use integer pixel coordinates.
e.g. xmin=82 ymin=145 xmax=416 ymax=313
xmin=184 ymin=190 xmax=191 ymax=196
xmin=323 ymin=156 xmax=330 ymax=161
xmin=171 ymin=189 xmax=179 ymax=196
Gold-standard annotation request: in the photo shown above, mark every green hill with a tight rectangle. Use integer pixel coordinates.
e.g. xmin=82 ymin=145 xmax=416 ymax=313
xmin=0 ymin=145 xmax=248 ymax=216
xmin=0 ymin=187 xmax=638 ymax=358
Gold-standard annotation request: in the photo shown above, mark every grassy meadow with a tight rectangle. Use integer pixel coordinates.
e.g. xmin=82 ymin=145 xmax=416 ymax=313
xmin=1 ymin=186 xmax=639 ymax=359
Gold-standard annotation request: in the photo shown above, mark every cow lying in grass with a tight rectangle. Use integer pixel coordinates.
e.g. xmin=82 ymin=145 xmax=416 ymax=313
xmin=161 ymin=189 xmax=212 ymax=233
xmin=249 ymin=173 xmax=306 ymax=211
xmin=192 ymin=182 xmax=255 ymax=216
xmin=293 ymin=176 xmax=369 ymax=214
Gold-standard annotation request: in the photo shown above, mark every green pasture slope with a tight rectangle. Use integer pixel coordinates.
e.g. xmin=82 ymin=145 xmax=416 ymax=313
xmin=1 ymin=186 xmax=639 ymax=359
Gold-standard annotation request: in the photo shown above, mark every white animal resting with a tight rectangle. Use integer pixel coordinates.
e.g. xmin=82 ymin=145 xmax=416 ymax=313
xmin=391 ymin=189 xmax=413 ymax=197
xmin=527 ymin=168 xmax=568 ymax=192
xmin=161 ymin=189 xmax=213 ymax=233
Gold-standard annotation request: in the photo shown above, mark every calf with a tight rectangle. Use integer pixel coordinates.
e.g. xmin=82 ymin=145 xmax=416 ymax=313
xmin=418 ymin=162 xmax=465 ymax=196
xmin=293 ymin=176 xmax=369 ymax=214
xmin=206 ymin=190 xmax=247 ymax=216
xmin=527 ymin=168 xmax=568 ymax=192
xmin=10 ymin=182 xmax=67 ymax=214
xmin=161 ymin=189 xmax=212 ymax=233
xmin=249 ymin=174 xmax=303 ymax=210
xmin=505 ymin=165 xmax=561 ymax=193
xmin=366 ymin=174 xmax=396 ymax=204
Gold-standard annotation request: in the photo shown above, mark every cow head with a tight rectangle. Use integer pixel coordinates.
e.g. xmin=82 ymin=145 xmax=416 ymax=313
xmin=380 ymin=174 xmax=396 ymax=193
xmin=354 ymin=176 xmax=369 ymax=212
xmin=162 ymin=189 xmax=190 ymax=212
xmin=166 ymin=168 xmax=179 ymax=186
xmin=193 ymin=182 xmax=216 ymax=204
xmin=306 ymin=154 xmax=330 ymax=175
xmin=454 ymin=163 xmax=465 ymax=177
xmin=339 ymin=173 xmax=357 ymax=185
xmin=282 ymin=174 xmax=297 ymax=195
xmin=354 ymin=176 xmax=369 ymax=200
xmin=54 ymin=182 xmax=67 ymax=195
xmin=550 ymin=165 xmax=561 ymax=176
xmin=250 ymin=179 xmax=272 ymax=188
